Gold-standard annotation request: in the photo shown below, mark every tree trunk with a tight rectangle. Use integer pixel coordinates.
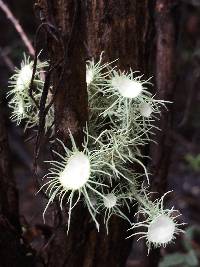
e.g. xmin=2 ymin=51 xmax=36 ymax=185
xmin=148 ymin=1 xmax=176 ymax=266
xmin=150 ymin=0 xmax=176 ymax=195
xmin=0 ymin=108 xmax=36 ymax=267
xmin=33 ymin=1 xmax=165 ymax=267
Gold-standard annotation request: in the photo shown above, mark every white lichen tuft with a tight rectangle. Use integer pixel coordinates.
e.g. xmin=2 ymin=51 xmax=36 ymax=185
xmin=139 ymin=102 xmax=153 ymax=118
xmin=92 ymin=185 xmax=132 ymax=233
xmin=7 ymin=54 xmax=54 ymax=132
xmin=15 ymin=64 xmax=33 ymax=91
xmin=86 ymin=52 xmax=116 ymax=89
xmin=39 ymin=129 xmax=118 ymax=232
xmin=147 ymin=214 xmax=175 ymax=245
xmin=59 ymin=152 xmax=90 ymax=190
xmin=127 ymin=190 xmax=185 ymax=253
xmin=93 ymin=69 xmax=154 ymax=133
xmin=86 ymin=67 xmax=94 ymax=86
xmin=105 ymin=69 xmax=151 ymax=102
xmin=103 ymin=193 xmax=117 ymax=208
xmin=110 ymin=73 xmax=143 ymax=99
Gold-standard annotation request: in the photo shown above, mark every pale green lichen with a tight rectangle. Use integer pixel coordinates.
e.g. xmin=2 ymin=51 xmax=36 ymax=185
xmin=32 ymin=52 xmax=184 ymax=250
xmin=7 ymin=54 xmax=54 ymax=132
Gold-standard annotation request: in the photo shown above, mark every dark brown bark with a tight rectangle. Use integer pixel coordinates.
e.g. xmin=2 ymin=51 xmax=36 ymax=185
xmin=0 ymin=108 xmax=36 ymax=267
xmin=86 ymin=1 xmax=150 ymax=71
xmin=150 ymin=0 xmax=176 ymax=190
xmin=35 ymin=1 xmax=152 ymax=267
xmin=148 ymin=1 xmax=177 ymax=266
xmin=0 ymin=111 xmax=19 ymax=228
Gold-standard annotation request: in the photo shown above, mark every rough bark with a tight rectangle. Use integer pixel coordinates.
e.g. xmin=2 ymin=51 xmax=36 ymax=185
xmin=148 ymin=1 xmax=177 ymax=266
xmin=150 ymin=0 xmax=176 ymax=192
xmin=86 ymin=1 xmax=150 ymax=71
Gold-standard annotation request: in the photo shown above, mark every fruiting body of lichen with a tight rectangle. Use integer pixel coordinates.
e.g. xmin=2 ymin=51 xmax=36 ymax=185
xmin=59 ymin=152 xmax=90 ymax=190
xmin=147 ymin=214 xmax=175 ymax=244
xmin=139 ymin=102 xmax=153 ymax=117
xmin=16 ymin=64 xmax=33 ymax=91
xmin=103 ymin=193 xmax=117 ymax=208
xmin=111 ymin=76 xmax=143 ymax=98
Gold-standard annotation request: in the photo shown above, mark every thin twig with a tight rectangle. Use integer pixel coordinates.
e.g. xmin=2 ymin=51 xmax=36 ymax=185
xmin=0 ymin=0 xmax=35 ymax=56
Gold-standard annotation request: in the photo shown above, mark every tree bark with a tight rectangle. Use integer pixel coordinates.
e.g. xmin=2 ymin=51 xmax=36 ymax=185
xmin=150 ymin=0 xmax=176 ymax=193
xmin=148 ymin=1 xmax=177 ymax=266
xmin=0 ymin=108 xmax=36 ymax=267
xmin=34 ymin=1 xmax=153 ymax=266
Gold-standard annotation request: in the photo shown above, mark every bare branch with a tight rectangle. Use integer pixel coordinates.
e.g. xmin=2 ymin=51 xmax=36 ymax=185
xmin=0 ymin=0 xmax=35 ymax=56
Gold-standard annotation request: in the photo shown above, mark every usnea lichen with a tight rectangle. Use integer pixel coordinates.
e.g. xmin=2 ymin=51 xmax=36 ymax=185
xmin=90 ymin=185 xmax=132 ymax=233
xmin=40 ymin=52 xmax=184 ymax=249
xmin=7 ymin=54 xmax=54 ymax=131
xmin=6 ymin=51 xmax=184 ymax=252
xmin=40 ymin=129 xmax=121 ymax=232
xmin=127 ymin=190 xmax=185 ymax=253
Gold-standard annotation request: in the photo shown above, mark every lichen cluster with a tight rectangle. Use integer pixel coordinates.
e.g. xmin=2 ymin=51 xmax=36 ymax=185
xmin=7 ymin=54 xmax=54 ymax=131
xmin=7 ymin=52 xmax=185 ymax=252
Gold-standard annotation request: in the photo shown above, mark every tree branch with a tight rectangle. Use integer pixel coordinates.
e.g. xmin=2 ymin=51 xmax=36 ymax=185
xmin=0 ymin=0 xmax=35 ymax=56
